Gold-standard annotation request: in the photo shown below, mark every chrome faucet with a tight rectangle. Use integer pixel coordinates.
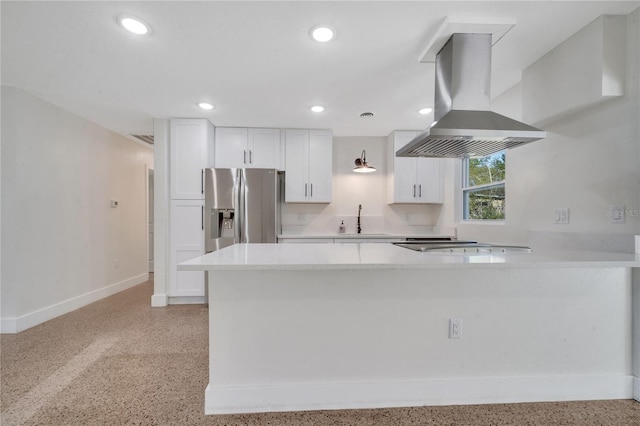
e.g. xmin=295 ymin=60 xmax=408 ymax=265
xmin=357 ymin=204 xmax=362 ymax=234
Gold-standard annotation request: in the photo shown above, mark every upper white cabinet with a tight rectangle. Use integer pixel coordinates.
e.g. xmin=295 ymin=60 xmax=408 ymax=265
xmin=285 ymin=129 xmax=332 ymax=203
xmin=388 ymin=131 xmax=443 ymax=204
xmin=215 ymin=127 xmax=281 ymax=169
xmin=170 ymin=119 xmax=213 ymax=200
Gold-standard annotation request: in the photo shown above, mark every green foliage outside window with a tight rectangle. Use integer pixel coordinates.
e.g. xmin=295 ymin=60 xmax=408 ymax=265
xmin=464 ymin=152 xmax=506 ymax=220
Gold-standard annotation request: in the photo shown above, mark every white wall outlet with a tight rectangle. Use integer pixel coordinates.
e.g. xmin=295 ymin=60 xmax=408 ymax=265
xmin=609 ymin=205 xmax=625 ymax=224
xmin=449 ymin=318 xmax=462 ymax=339
xmin=554 ymin=208 xmax=570 ymax=224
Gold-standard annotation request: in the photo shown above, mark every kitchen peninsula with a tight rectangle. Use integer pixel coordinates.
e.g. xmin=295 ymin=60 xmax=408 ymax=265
xmin=179 ymin=243 xmax=640 ymax=415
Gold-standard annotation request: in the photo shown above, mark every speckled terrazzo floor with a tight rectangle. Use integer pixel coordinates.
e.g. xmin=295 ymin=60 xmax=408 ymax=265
xmin=1 ymin=276 xmax=638 ymax=425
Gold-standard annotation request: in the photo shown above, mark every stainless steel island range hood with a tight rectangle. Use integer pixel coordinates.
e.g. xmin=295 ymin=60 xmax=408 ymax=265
xmin=397 ymin=33 xmax=546 ymax=158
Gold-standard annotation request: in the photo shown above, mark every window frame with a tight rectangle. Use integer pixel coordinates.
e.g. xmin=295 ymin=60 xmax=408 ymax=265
xmin=460 ymin=151 xmax=506 ymax=223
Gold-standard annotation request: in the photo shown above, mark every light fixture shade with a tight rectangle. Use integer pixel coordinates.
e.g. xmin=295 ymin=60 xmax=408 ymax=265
xmin=353 ymin=150 xmax=376 ymax=173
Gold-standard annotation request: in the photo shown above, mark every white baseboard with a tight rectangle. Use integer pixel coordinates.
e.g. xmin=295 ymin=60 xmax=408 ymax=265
xmin=205 ymin=374 xmax=634 ymax=415
xmin=1 ymin=273 xmax=148 ymax=334
xmin=151 ymin=293 xmax=168 ymax=307
xmin=634 ymin=376 xmax=640 ymax=402
xmin=168 ymin=296 xmax=206 ymax=305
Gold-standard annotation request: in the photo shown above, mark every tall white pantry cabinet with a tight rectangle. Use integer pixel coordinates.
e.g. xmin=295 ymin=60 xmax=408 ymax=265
xmin=168 ymin=119 xmax=213 ymax=301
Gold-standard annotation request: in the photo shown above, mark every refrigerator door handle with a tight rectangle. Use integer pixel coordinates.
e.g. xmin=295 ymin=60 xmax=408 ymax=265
xmin=237 ymin=169 xmax=246 ymax=243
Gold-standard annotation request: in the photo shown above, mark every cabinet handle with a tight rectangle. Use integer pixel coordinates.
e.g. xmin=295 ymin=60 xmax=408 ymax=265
xmin=419 ymin=184 xmax=422 ymax=198
xmin=305 ymin=183 xmax=308 ymax=197
xmin=413 ymin=184 xmax=416 ymax=197
xmin=243 ymin=150 xmax=247 ymax=164
xmin=249 ymin=150 xmax=252 ymax=164
xmin=201 ymin=205 xmax=204 ymax=230
xmin=310 ymin=183 xmax=313 ymax=197
xmin=201 ymin=169 xmax=204 ymax=194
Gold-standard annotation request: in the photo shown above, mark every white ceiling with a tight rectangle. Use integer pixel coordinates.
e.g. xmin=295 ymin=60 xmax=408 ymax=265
xmin=2 ymin=1 xmax=638 ymax=140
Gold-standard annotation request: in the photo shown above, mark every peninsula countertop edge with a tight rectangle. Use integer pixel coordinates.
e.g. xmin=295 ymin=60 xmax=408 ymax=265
xmin=177 ymin=243 xmax=640 ymax=271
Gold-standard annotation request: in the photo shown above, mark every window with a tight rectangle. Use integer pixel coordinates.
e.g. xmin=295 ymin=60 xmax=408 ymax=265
xmin=462 ymin=151 xmax=506 ymax=220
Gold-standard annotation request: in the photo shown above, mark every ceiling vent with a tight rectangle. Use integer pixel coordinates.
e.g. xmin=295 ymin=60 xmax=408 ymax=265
xmin=131 ymin=134 xmax=154 ymax=145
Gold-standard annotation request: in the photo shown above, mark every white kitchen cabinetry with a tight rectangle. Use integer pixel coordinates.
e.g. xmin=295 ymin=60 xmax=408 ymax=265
xmin=388 ymin=131 xmax=443 ymax=204
xmin=170 ymin=119 xmax=213 ymax=200
xmin=169 ymin=199 xmax=204 ymax=298
xmin=215 ymin=127 xmax=281 ymax=169
xmin=284 ymin=129 xmax=332 ymax=203
xmin=168 ymin=118 xmax=212 ymax=301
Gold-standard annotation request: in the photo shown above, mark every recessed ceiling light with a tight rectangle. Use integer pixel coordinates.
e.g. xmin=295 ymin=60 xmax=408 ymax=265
xmin=311 ymin=26 xmax=334 ymax=42
xmin=198 ymin=102 xmax=214 ymax=110
xmin=418 ymin=107 xmax=433 ymax=115
xmin=310 ymin=105 xmax=325 ymax=113
xmin=119 ymin=16 xmax=150 ymax=35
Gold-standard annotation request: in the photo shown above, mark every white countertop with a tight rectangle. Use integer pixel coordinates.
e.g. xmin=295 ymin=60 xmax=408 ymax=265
xmin=179 ymin=243 xmax=640 ymax=271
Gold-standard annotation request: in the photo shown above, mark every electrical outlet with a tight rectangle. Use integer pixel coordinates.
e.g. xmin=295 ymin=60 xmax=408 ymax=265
xmin=114 ymin=259 xmax=119 ymax=269
xmin=609 ymin=205 xmax=625 ymax=224
xmin=298 ymin=213 xmax=306 ymax=223
xmin=554 ymin=208 xmax=570 ymax=224
xmin=449 ymin=318 xmax=462 ymax=339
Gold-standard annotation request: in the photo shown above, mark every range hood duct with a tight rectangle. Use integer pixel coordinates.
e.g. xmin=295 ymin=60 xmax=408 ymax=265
xmin=397 ymin=33 xmax=545 ymax=158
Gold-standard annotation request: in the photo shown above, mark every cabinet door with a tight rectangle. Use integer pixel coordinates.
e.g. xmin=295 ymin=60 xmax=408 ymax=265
xmin=391 ymin=131 xmax=419 ymax=203
xmin=415 ymin=158 xmax=443 ymax=203
xmin=307 ymin=130 xmax=333 ymax=203
xmin=247 ymin=128 xmax=281 ymax=169
xmin=284 ymin=129 xmax=309 ymax=202
xmin=215 ymin=127 xmax=248 ymax=168
xmin=169 ymin=200 xmax=204 ymax=297
xmin=170 ymin=119 xmax=208 ymax=199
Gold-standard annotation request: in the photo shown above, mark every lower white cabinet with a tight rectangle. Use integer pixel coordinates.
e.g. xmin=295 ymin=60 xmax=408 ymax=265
xmin=169 ymin=199 xmax=204 ymax=298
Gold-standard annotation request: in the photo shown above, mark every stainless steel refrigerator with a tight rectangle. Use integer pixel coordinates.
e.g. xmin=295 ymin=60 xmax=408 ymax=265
xmin=204 ymin=168 xmax=282 ymax=254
